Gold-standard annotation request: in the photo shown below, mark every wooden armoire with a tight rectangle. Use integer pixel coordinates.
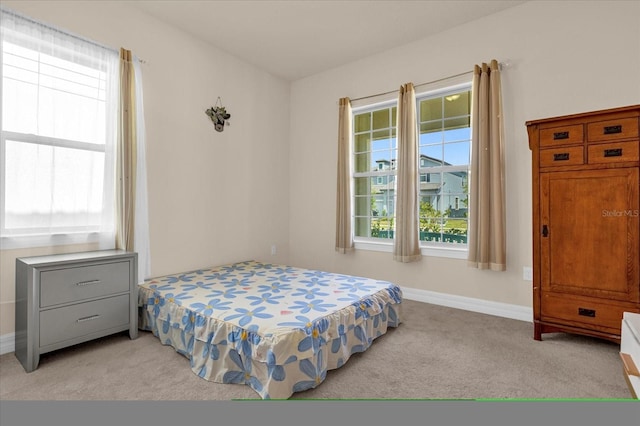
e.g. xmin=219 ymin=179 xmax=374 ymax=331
xmin=526 ymin=105 xmax=640 ymax=343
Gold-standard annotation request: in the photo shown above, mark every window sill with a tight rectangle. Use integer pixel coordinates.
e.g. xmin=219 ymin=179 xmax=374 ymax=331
xmin=0 ymin=231 xmax=115 ymax=251
xmin=354 ymin=239 xmax=467 ymax=260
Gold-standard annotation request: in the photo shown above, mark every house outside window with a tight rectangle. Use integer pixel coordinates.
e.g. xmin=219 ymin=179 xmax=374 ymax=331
xmin=418 ymin=87 xmax=470 ymax=245
xmin=352 ymin=84 xmax=471 ymax=250
xmin=353 ymin=103 xmax=397 ymax=239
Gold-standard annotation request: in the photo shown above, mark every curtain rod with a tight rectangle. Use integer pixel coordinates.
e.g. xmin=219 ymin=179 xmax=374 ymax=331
xmin=348 ymin=61 xmax=508 ymax=103
xmin=1 ymin=6 xmax=147 ymax=64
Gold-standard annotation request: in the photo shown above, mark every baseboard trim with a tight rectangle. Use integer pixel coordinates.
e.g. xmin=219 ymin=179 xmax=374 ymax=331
xmin=401 ymin=286 xmax=533 ymax=323
xmin=0 ymin=289 xmax=531 ymax=355
xmin=0 ymin=332 xmax=15 ymax=356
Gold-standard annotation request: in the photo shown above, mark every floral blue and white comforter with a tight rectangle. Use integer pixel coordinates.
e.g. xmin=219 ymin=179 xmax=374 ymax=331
xmin=138 ymin=260 xmax=402 ymax=399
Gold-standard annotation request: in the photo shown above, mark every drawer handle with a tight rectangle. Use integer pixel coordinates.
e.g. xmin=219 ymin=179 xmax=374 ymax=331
xmin=553 ymin=153 xmax=570 ymax=161
xmin=77 ymin=314 xmax=101 ymax=323
xmin=603 ymin=125 xmax=622 ymax=135
xmin=76 ymin=279 xmax=101 ymax=287
xmin=578 ymin=307 xmax=596 ymax=317
xmin=604 ymin=148 xmax=622 ymax=157
xmin=553 ymin=131 xmax=569 ymax=140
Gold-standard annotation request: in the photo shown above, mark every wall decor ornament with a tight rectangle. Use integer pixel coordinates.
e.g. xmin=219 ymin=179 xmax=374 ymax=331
xmin=205 ymin=97 xmax=231 ymax=132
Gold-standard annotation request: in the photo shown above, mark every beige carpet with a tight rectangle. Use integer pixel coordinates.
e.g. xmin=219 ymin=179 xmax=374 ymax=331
xmin=0 ymin=299 xmax=632 ymax=401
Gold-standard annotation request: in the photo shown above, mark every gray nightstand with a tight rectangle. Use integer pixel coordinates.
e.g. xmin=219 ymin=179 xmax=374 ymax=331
xmin=15 ymin=250 xmax=138 ymax=372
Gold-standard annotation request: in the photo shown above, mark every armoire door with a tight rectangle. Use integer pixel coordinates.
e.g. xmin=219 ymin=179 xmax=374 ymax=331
xmin=540 ymin=167 xmax=639 ymax=303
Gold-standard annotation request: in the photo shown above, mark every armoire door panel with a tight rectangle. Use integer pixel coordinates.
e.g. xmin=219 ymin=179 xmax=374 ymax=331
xmin=540 ymin=168 xmax=639 ymax=302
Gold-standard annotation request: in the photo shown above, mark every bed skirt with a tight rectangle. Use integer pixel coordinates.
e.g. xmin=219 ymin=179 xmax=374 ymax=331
xmin=138 ymin=261 xmax=402 ymax=399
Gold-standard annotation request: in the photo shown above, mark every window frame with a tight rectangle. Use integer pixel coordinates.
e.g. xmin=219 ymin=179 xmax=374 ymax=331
xmin=0 ymin=132 xmax=110 ymax=248
xmin=0 ymin=19 xmax=117 ymax=250
xmin=352 ymin=99 xmax=398 ymax=244
xmin=351 ymin=82 xmax=472 ymax=259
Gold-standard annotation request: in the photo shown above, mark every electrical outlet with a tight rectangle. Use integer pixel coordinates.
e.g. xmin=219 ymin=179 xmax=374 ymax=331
xmin=523 ymin=266 xmax=533 ymax=281
xmin=271 ymin=245 xmax=277 ymax=256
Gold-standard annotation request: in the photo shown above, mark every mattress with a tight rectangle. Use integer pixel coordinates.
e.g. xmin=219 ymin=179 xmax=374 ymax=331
xmin=138 ymin=260 xmax=402 ymax=399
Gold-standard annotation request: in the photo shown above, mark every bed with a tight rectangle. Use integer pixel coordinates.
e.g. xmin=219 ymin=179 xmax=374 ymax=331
xmin=137 ymin=260 xmax=403 ymax=399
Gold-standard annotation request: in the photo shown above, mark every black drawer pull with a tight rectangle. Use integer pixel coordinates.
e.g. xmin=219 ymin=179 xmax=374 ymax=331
xmin=604 ymin=148 xmax=622 ymax=157
xmin=603 ymin=125 xmax=622 ymax=134
xmin=578 ymin=307 xmax=596 ymax=318
xmin=553 ymin=153 xmax=570 ymax=161
xmin=553 ymin=131 xmax=569 ymax=140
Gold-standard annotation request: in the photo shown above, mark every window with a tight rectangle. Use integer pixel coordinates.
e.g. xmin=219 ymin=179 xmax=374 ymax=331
xmin=418 ymin=87 xmax=470 ymax=246
xmin=353 ymin=103 xmax=397 ymax=240
xmin=352 ymin=84 xmax=471 ymax=252
xmin=1 ymin=10 xmax=119 ymax=249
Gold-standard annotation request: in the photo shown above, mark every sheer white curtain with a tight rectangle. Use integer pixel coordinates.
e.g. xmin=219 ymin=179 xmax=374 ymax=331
xmin=132 ymin=55 xmax=151 ymax=283
xmin=0 ymin=8 xmax=118 ymax=249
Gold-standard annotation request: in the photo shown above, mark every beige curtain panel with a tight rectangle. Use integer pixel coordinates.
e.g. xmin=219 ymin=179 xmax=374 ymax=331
xmin=335 ymin=97 xmax=353 ymax=253
xmin=393 ymin=83 xmax=421 ymax=263
xmin=467 ymin=59 xmax=506 ymax=271
xmin=116 ymin=47 xmax=137 ymax=252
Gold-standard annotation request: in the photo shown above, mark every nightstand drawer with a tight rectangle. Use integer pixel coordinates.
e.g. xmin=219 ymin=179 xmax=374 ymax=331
xmin=40 ymin=261 xmax=131 ymax=308
xmin=39 ymin=294 xmax=130 ymax=348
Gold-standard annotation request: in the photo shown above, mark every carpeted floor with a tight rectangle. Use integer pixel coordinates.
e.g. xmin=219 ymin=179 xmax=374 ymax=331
xmin=0 ymin=299 xmax=632 ymax=400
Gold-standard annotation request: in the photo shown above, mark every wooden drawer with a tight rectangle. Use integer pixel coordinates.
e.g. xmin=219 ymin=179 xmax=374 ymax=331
xmin=40 ymin=261 xmax=131 ymax=308
xmin=539 ymin=145 xmax=584 ymax=167
xmin=39 ymin=294 xmax=130 ymax=348
xmin=540 ymin=293 xmax=636 ymax=332
xmin=540 ymin=124 xmax=584 ymax=147
xmin=587 ymin=117 xmax=639 ymax=143
xmin=588 ymin=141 xmax=639 ymax=164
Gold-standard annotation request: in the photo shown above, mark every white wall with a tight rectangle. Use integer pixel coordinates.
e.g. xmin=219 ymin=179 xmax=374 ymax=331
xmin=2 ymin=0 xmax=639 ymax=341
xmin=0 ymin=0 xmax=291 ymax=337
xmin=288 ymin=1 xmax=640 ymax=307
